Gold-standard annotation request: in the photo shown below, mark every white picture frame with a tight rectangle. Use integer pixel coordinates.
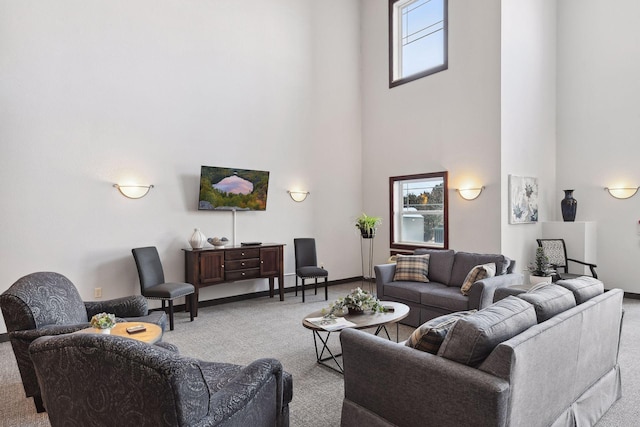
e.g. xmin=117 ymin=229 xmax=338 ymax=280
xmin=509 ymin=175 xmax=539 ymax=224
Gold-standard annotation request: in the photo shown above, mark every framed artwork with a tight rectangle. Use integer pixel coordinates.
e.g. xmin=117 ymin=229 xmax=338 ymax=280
xmin=509 ymin=175 xmax=538 ymax=224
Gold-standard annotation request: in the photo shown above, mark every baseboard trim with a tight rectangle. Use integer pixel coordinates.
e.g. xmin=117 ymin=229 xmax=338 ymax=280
xmin=151 ymin=277 xmax=364 ymax=312
xmin=0 ymin=277 xmax=366 ymax=343
xmin=624 ymin=291 xmax=640 ymax=300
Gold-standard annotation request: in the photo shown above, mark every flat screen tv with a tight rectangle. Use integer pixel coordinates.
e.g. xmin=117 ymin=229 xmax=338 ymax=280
xmin=198 ymin=165 xmax=270 ymax=211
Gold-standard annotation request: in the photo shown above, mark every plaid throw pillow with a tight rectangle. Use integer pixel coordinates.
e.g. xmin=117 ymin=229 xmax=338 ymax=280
xmin=393 ymin=254 xmax=430 ymax=282
xmin=460 ymin=262 xmax=496 ymax=295
xmin=405 ymin=310 xmax=476 ymax=354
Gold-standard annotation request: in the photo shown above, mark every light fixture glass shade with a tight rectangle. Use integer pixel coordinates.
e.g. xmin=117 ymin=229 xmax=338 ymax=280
xmin=456 ymin=187 xmax=484 ymax=201
xmin=605 ymin=187 xmax=639 ymax=199
xmin=114 ymin=184 xmax=154 ymax=199
xmin=287 ymin=190 xmax=309 ymax=202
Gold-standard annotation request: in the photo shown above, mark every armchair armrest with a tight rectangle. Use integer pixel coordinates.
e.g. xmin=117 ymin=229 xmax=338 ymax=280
xmin=206 ymin=358 xmax=287 ymax=426
xmin=566 ymin=258 xmax=598 ymax=278
xmin=11 ymin=323 xmax=90 ymax=342
xmin=467 ymin=273 xmax=524 ymax=310
xmin=85 ymin=295 xmax=148 ymax=318
xmin=340 ymin=328 xmax=509 ymax=427
xmin=374 ymin=264 xmax=396 ymax=297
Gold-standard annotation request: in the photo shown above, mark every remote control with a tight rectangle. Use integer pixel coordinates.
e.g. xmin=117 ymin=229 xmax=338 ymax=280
xmin=241 ymin=242 xmax=262 ymax=246
xmin=383 ymin=305 xmax=395 ymax=312
xmin=126 ymin=325 xmax=147 ymax=334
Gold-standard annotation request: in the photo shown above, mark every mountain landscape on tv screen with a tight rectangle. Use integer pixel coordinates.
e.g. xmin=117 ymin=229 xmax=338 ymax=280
xmin=199 ymin=166 xmax=269 ymax=211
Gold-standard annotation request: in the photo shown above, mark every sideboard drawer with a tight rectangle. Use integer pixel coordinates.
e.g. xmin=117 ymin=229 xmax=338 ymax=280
xmin=225 ymin=248 xmax=260 ymax=260
xmin=225 ymin=268 xmax=260 ymax=281
xmin=225 ymin=259 xmax=260 ymax=271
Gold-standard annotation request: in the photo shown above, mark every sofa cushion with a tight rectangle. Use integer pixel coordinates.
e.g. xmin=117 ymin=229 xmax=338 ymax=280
xmin=449 ymin=252 xmax=506 ymax=287
xmin=413 ymin=249 xmax=455 ymax=285
xmin=460 ymin=263 xmax=496 ymax=296
xmin=556 ymin=277 xmax=604 ymax=304
xmin=383 ymin=281 xmax=429 ymax=304
xmin=405 ymin=310 xmax=476 ymax=354
xmin=437 ymin=296 xmax=536 ymax=367
xmin=393 ymin=254 xmax=430 ymax=283
xmin=516 ymin=284 xmax=576 ymax=323
xmin=419 ymin=285 xmax=469 ymax=313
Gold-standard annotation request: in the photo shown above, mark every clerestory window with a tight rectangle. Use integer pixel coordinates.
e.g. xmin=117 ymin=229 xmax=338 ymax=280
xmin=389 ymin=0 xmax=448 ymax=87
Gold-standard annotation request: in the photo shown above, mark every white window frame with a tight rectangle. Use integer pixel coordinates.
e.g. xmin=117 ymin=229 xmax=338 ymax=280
xmin=389 ymin=0 xmax=448 ymax=88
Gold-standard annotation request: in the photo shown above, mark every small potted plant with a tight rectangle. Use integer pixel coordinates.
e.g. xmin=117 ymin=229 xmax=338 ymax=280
xmin=355 ymin=213 xmax=382 ymax=239
xmin=324 ymin=287 xmax=384 ymax=317
xmin=528 ymin=247 xmax=556 ymax=286
xmin=90 ymin=312 xmax=116 ymax=334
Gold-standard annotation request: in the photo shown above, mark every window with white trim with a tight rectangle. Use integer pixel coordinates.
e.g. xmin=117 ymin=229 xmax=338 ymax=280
xmin=389 ymin=0 xmax=448 ymax=87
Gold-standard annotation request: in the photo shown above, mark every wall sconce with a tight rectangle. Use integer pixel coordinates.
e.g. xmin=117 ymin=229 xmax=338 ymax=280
xmin=456 ymin=186 xmax=485 ymax=201
xmin=287 ymin=190 xmax=309 ymax=202
xmin=604 ymin=186 xmax=639 ymax=199
xmin=113 ymin=184 xmax=154 ymax=199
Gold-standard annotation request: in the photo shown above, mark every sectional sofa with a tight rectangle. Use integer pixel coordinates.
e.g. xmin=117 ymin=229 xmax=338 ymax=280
xmin=375 ymin=249 xmax=523 ymax=326
xmin=340 ymin=279 xmax=623 ymax=427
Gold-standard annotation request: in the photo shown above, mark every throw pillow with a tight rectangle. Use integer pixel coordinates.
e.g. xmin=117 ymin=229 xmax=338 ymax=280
xmin=393 ymin=254 xmax=430 ymax=283
xmin=405 ymin=310 xmax=476 ymax=354
xmin=460 ymin=263 xmax=496 ymax=296
xmin=437 ymin=296 xmax=537 ymax=367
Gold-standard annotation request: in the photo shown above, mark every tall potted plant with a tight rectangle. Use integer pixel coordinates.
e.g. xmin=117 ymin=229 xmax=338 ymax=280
xmin=355 ymin=213 xmax=382 ymax=239
xmin=528 ymin=247 xmax=556 ymax=286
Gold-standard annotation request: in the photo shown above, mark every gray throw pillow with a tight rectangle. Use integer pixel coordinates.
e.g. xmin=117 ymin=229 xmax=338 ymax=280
xmin=437 ymin=296 xmax=536 ymax=367
xmin=405 ymin=310 xmax=476 ymax=354
xmin=517 ymin=284 xmax=576 ymax=323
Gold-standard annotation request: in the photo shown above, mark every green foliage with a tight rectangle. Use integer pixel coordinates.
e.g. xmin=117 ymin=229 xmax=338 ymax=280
xmin=90 ymin=312 xmax=116 ymax=329
xmin=323 ymin=287 xmax=383 ymax=318
xmin=528 ymin=247 xmax=556 ymax=277
xmin=355 ymin=213 xmax=382 ymax=234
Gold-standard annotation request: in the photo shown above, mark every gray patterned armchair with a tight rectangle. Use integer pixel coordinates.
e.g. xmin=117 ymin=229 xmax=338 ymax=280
xmin=29 ymin=333 xmax=292 ymax=427
xmin=0 ymin=271 xmax=167 ymax=412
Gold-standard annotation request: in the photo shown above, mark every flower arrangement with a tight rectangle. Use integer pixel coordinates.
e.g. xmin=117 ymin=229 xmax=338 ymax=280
xmin=324 ymin=287 xmax=384 ymax=318
xmin=528 ymin=247 xmax=556 ymax=277
xmin=90 ymin=312 xmax=116 ymax=330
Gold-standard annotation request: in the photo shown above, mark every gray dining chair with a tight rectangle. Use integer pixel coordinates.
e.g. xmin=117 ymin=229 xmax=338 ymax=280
xmin=294 ymin=238 xmax=328 ymax=302
xmin=132 ymin=246 xmax=196 ymax=331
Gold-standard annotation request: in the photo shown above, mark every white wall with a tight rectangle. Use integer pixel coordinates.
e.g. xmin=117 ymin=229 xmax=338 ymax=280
xmin=0 ymin=0 xmax=362 ymax=333
xmin=501 ymin=0 xmax=557 ymax=274
xmin=557 ymin=0 xmax=640 ymax=292
xmin=360 ymin=0 xmax=503 ymax=265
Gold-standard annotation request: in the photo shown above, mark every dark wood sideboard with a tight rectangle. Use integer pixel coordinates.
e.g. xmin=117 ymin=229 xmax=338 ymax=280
xmin=183 ymin=243 xmax=285 ymax=316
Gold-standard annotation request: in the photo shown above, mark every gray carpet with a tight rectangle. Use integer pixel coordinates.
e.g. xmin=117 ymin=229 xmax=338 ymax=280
xmin=1 ymin=282 xmax=638 ymax=426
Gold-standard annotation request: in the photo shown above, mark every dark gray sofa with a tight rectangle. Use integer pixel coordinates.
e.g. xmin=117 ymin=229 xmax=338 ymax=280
xmin=375 ymin=249 xmax=523 ymax=326
xmin=340 ymin=281 xmax=623 ymax=427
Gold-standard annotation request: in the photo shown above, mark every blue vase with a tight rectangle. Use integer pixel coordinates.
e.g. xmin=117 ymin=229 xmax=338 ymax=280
xmin=561 ymin=190 xmax=577 ymax=222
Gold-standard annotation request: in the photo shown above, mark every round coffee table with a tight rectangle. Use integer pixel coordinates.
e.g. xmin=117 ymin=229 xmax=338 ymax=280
xmin=302 ymin=301 xmax=409 ymax=373
xmin=76 ymin=322 xmax=162 ymax=344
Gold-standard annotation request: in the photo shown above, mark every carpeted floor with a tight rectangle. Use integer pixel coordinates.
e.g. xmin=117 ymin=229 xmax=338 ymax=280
xmin=1 ymin=282 xmax=639 ymax=426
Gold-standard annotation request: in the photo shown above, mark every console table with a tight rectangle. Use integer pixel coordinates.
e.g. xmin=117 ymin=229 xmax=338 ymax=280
xmin=183 ymin=243 xmax=285 ymax=316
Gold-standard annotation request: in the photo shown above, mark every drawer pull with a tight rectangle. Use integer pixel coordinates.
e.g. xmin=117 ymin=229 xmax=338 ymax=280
xmin=242 ymin=272 xmax=245 ymax=276
xmin=241 ymin=252 xmax=245 ymax=256
xmin=241 ymin=262 xmax=245 ymax=266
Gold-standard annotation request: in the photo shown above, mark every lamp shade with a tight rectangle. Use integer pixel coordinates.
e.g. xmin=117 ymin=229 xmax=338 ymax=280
xmin=114 ymin=184 xmax=154 ymax=199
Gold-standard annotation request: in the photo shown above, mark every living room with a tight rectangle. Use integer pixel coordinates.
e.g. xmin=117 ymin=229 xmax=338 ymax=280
xmin=1 ymin=0 xmax=639 ymax=424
